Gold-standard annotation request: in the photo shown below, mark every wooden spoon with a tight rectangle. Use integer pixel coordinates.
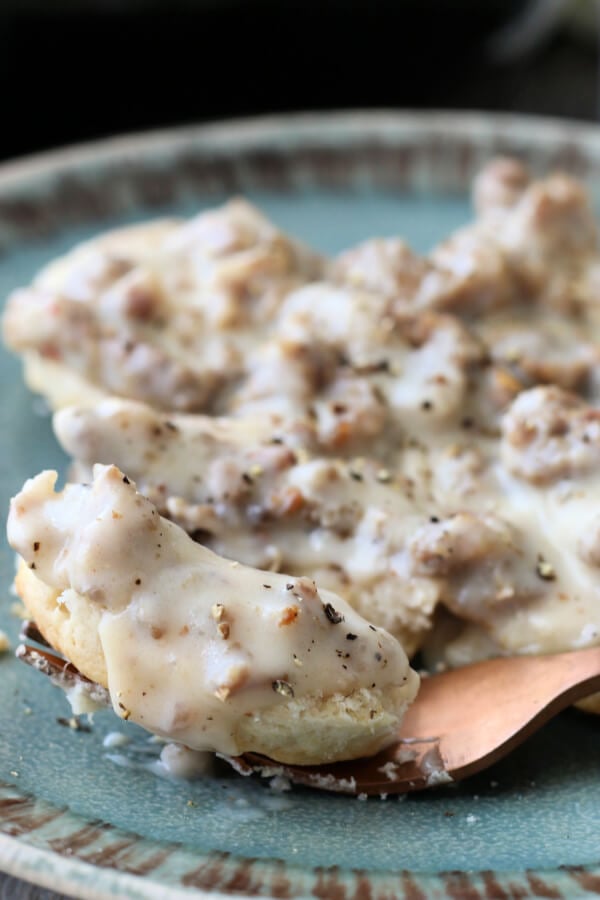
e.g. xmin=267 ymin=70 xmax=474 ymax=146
xmin=16 ymin=622 xmax=600 ymax=796
xmin=227 ymin=647 xmax=600 ymax=794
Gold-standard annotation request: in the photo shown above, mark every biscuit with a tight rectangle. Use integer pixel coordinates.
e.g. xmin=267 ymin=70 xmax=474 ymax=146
xmin=9 ymin=465 xmax=418 ymax=765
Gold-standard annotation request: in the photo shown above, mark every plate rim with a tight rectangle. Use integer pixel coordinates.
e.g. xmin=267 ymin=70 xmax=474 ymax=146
xmin=1 ymin=107 xmax=600 ymax=189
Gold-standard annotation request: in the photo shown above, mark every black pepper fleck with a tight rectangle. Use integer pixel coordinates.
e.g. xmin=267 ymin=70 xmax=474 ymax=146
xmin=56 ymin=716 xmax=91 ymax=732
xmin=323 ymin=602 xmax=344 ymax=624
xmin=346 ymin=633 xmax=358 ymax=641
xmin=122 ymin=476 xmax=131 ymax=484
xmin=272 ymin=680 xmax=294 ymax=698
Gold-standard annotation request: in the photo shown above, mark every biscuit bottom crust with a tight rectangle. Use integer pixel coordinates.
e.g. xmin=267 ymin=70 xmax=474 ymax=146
xmin=14 ymin=561 xmax=412 ymax=764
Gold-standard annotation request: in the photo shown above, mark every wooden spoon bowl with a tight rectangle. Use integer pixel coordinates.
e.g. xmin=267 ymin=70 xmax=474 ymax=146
xmin=229 ymin=648 xmax=600 ymax=794
xmin=17 ymin=621 xmax=600 ymax=796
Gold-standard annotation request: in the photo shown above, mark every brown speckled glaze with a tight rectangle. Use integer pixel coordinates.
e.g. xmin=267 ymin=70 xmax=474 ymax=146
xmin=3 ymin=111 xmax=600 ymax=899
xmin=3 ymin=779 xmax=600 ymax=899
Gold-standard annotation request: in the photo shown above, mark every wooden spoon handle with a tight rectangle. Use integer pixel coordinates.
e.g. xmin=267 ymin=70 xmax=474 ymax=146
xmin=426 ymin=647 xmax=600 ymax=780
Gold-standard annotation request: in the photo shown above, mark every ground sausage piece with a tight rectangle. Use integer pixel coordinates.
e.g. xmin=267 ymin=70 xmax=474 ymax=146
xmin=408 ymin=512 xmax=516 ymax=579
xmin=473 ymin=157 xmax=531 ymax=217
xmin=501 ymin=385 xmax=600 ymax=484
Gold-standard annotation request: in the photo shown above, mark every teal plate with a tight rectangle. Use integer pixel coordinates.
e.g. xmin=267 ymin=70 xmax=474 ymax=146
xmin=2 ymin=111 xmax=600 ymax=899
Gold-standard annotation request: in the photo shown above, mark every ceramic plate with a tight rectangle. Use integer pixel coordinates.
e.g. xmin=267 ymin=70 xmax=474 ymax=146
xmin=2 ymin=111 xmax=600 ymax=900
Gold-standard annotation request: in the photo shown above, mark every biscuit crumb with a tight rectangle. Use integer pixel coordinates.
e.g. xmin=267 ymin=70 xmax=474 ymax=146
xmin=10 ymin=601 xmax=27 ymax=620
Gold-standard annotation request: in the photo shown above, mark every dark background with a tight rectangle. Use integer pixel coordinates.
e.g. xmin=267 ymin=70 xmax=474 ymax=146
xmin=0 ymin=0 xmax=597 ymax=163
